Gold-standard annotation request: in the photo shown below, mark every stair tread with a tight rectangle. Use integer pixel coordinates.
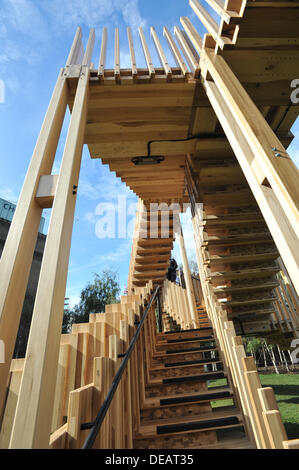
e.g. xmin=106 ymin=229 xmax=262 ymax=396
xmin=137 ymin=408 xmax=242 ymax=437
xmin=147 ymin=371 xmax=226 ymax=386
xmin=143 ymin=387 xmax=233 ymax=409
xmin=152 ymin=346 xmax=217 ymax=358
xmin=159 ymin=335 xmax=214 ymax=345
xmin=187 ymin=437 xmax=254 ymax=450
xmin=149 ymin=358 xmax=221 ymax=372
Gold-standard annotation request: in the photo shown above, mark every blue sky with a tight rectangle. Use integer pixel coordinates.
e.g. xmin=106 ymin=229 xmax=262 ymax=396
xmin=0 ymin=0 xmax=298 ymax=306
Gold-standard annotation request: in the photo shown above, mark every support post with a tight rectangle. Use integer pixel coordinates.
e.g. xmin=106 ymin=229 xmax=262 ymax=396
xmin=176 ymin=219 xmax=198 ymax=328
xmin=9 ymin=67 xmax=90 ymax=449
xmin=0 ymin=73 xmax=68 ymax=423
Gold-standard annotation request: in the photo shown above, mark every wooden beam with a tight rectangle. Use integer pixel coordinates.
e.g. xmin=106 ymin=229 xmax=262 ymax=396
xmin=98 ymin=27 xmax=107 ymax=80
xmin=127 ymin=27 xmax=138 ymax=79
xmin=82 ymin=28 xmax=95 ymax=67
xmin=0 ymin=72 xmax=68 ymax=424
xmin=174 ymin=26 xmax=199 ymax=74
xmin=180 ymin=16 xmax=203 ymax=55
xmin=151 ymin=27 xmax=172 ymax=81
xmin=163 ymin=27 xmax=189 ymax=77
xmin=138 ymin=27 xmax=155 ymax=78
xmin=66 ymin=27 xmax=84 ymax=66
xmin=9 ymin=69 xmax=90 ymax=449
xmin=35 ymin=174 xmax=58 ymax=209
xmin=114 ymin=28 xmax=121 ymax=83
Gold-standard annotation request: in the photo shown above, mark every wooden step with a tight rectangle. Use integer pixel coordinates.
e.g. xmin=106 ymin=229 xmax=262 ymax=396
xmin=163 ymin=335 xmax=213 ymax=344
xmin=207 ymin=251 xmax=280 ymax=265
xmin=160 ymin=371 xmax=226 ymax=385
xmin=155 ymin=338 xmax=216 ymax=353
xmin=214 ymin=280 xmax=279 ymax=295
xmin=136 ymin=409 xmax=242 ymax=438
xmin=145 ymin=372 xmax=227 ymax=398
xmin=144 ymin=387 xmax=233 ymax=409
xmin=163 ymin=358 xmax=221 ymax=368
xmin=208 ymin=266 xmax=280 ymax=282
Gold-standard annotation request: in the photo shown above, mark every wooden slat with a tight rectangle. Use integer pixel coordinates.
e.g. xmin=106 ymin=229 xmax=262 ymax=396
xmin=163 ymin=27 xmax=189 ymax=77
xmin=138 ymin=27 xmax=155 ymax=78
xmin=190 ymin=0 xmax=234 ymax=49
xmin=82 ymin=28 xmax=95 ymax=67
xmin=98 ymin=27 xmax=107 ymax=80
xmin=114 ymin=28 xmax=121 ymax=83
xmin=205 ymin=0 xmax=243 ymax=23
xmin=127 ymin=27 xmax=138 ymax=79
xmin=180 ymin=17 xmax=203 ymax=55
xmin=66 ymin=27 xmax=83 ymax=66
xmin=150 ymin=27 xmax=172 ymax=81
xmin=174 ymin=26 xmax=199 ymax=74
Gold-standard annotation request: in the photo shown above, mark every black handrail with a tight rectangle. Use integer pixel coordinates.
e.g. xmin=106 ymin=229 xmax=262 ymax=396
xmin=82 ymin=285 xmax=160 ymax=449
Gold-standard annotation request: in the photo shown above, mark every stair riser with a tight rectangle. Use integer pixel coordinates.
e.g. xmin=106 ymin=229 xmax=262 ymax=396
xmin=151 ymin=350 xmax=219 ymax=366
xmin=141 ymin=402 xmax=212 ymax=422
xmin=149 ymin=364 xmax=206 ymax=380
xmin=155 ymin=339 xmax=215 ymax=352
xmin=134 ymin=429 xmax=218 ymax=449
xmin=146 ymin=378 xmax=226 ymax=398
xmin=157 ymin=330 xmax=212 ymax=342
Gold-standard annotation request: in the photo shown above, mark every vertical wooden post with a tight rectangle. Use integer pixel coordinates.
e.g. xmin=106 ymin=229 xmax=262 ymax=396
xmin=176 ymin=219 xmax=198 ymax=327
xmin=258 ymin=387 xmax=288 ymax=449
xmin=0 ymin=73 xmax=68 ymax=422
xmin=9 ymin=68 xmax=90 ymax=449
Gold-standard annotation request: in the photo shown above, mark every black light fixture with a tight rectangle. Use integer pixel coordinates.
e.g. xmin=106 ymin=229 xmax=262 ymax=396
xmin=131 ymin=155 xmax=165 ymax=166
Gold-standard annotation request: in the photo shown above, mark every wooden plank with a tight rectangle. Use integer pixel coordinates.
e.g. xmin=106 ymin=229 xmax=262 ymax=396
xmin=82 ymin=28 xmax=95 ymax=67
xmin=127 ymin=27 xmax=138 ymax=79
xmin=9 ymin=70 xmax=90 ymax=449
xmin=180 ymin=16 xmax=203 ymax=55
xmin=174 ymin=26 xmax=199 ymax=74
xmin=67 ymin=384 xmax=94 ymax=449
xmin=163 ymin=27 xmax=189 ymax=77
xmin=35 ymin=174 xmax=58 ymax=209
xmin=205 ymin=0 xmax=243 ymax=23
xmin=190 ymin=0 xmax=233 ymax=49
xmin=114 ymin=28 xmax=120 ymax=83
xmin=51 ymin=343 xmax=70 ymax=432
xmin=66 ymin=27 xmax=84 ymax=66
xmin=243 ymin=357 xmax=271 ymax=449
xmin=0 ymin=368 xmax=23 ymax=448
xmin=138 ymin=27 xmax=155 ymax=78
xmin=151 ymin=27 xmax=172 ymax=81
xmin=98 ymin=27 xmax=108 ymax=80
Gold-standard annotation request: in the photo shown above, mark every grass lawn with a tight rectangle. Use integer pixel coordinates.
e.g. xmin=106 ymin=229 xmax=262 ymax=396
xmin=259 ymin=373 xmax=299 ymax=440
xmin=207 ymin=374 xmax=299 ymax=439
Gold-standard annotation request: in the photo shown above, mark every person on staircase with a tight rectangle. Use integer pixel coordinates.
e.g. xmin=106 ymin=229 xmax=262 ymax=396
xmin=167 ymin=258 xmax=178 ymax=283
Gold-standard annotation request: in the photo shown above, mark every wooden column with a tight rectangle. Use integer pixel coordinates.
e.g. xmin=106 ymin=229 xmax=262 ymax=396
xmin=0 ymin=73 xmax=68 ymax=422
xmin=176 ymin=219 xmax=198 ymax=328
xmin=200 ymin=50 xmax=299 ymax=294
xmin=9 ymin=68 xmax=90 ymax=449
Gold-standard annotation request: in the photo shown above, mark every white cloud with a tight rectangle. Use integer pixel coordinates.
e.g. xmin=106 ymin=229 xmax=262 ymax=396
xmin=0 ymin=187 xmax=19 ymax=203
xmin=3 ymin=0 xmax=48 ymax=39
xmin=43 ymin=0 xmax=146 ymax=31
xmin=68 ymin=237 xmax=132 ymax=275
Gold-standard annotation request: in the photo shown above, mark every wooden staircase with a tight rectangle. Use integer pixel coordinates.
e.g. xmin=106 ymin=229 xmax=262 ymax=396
xmin=133 ymin=326 xmax=253 ymax=449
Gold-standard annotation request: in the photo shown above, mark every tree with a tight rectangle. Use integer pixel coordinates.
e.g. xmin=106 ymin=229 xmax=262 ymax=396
xmin=189 ymin=259 xmax=199 ymax=276
xmin=62 ymin=270 xmax=120 ymax=333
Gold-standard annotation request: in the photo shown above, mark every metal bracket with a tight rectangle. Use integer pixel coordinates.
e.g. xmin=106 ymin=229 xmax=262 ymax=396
xmin=271 ymin=147 xmax=291 ymax=160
